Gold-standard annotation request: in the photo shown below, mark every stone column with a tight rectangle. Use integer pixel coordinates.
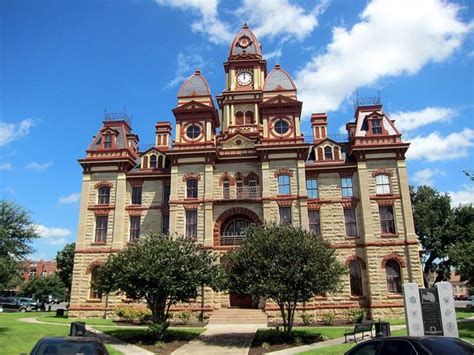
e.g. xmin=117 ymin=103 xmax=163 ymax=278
xmin=112 ymin=172 xmax=127 ymax=249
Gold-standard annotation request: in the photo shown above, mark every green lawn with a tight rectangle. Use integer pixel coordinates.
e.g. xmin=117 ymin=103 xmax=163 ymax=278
xmin=0 ymin=312 xmax=122 ymax=355
xmin=456 ymin=308 xmax=474 ymax=320
xmin=37 ymin=313 xmax=117 ymax=326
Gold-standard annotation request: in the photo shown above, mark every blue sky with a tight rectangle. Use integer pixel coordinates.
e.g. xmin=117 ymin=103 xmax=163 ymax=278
xmin=1 ymin=0 xmax=473 ymax=260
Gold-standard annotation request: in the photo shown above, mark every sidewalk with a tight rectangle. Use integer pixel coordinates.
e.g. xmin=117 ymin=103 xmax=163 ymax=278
xmin=172 ymin=324 xmax=265 ymax=355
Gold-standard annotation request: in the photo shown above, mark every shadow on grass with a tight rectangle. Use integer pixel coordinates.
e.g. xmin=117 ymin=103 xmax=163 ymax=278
xmin=102 ymin=328 xmax=202 ymax=345
xmin=253 ymin=328 xmax=324 ymax=347
xmin=0 ymin=327 xmax=8 ymax=333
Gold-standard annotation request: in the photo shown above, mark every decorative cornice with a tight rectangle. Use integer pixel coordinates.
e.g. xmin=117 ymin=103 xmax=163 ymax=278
xmin=274 ymin=168 xmax=293 ymax=178
xmin=94 ymin=181 xmax=113 ymax=189
xmin=371 ymin=168 xmax=394 ymax=177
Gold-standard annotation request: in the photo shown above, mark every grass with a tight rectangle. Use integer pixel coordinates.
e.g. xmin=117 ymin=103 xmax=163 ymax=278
xmin=0 ymin=312 xmax=122 ymax=355
xmin=456 ymin=308 xmax=474 ymax=320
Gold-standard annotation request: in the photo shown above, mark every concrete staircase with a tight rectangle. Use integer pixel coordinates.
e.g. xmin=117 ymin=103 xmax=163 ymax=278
xmin=209 ymin=308 xmax=268 ymax=325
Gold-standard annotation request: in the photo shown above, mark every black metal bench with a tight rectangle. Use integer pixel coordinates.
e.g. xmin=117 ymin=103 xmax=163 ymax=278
xmin=344 ymin=322 xmax=374 ymax=343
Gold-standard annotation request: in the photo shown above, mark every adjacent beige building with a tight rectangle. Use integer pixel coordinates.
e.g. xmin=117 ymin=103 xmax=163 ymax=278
xmin=69 ymin=25 xmax=423 ymax=320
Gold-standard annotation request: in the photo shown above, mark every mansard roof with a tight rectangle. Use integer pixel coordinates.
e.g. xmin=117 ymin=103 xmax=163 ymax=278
xmin=264 ymin=65 xmax=296 ymax=91
xmin=228 ymin=24 xmax=262 ymax=58
xmin=178 ymin=70 xmax=211 ymax=97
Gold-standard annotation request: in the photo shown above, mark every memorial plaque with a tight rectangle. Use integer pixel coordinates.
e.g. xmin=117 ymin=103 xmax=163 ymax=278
xmin=419 ymin=288 xmax=443 ymax=336
xmin=436 ymin=282 xmax=459 ymax=337
xmin=403 ymin=283 xmax=424 ymax=336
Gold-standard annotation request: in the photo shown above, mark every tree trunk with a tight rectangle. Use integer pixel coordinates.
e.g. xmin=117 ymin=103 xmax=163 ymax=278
xmin=423 ymin=253 xmax=436 ymax=287
xmin=278 ymin=303 xmax=288 ymax=336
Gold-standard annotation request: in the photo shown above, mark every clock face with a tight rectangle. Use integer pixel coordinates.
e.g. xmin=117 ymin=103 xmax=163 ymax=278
xmin=239 ymin=36 xmax=251 ymax=48
xmin=237 ymin=71 xmax=253 ymax=86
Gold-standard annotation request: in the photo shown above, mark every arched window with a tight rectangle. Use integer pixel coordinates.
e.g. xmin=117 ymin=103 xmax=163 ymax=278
xmin=90 ymin=267 xmax=101 ymax=300
xmin=223 ymin=179 xmax=230 ymax=199
xmin=236 ymin=177 xmax=244 ymax=198
xmin=245 ymin=111 xmax=254 ymax=124
xmin=223 ymin=218 xmax=250 ymax=236
xmin=149 ymin=155 xmax=157 ymax=169
xmin=349 ymin=261 xmax=363 ymax=296
xmin=324 ymin=146 xmax=333 ymax=160
xmin=235 ymin=111 xmax=244 ymax=125
xmin=386 ymin=260 xmax=402 ymax=294
xmin=186 ymin=179 xmax=198 ymax=198
xmin=97 ymin=187 xmax=110 ymax=205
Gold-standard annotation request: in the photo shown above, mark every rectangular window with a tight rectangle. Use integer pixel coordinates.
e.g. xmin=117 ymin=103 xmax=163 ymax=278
xmin=279 ymin=207 xmax=292 ymax=224
xmin=162 ymin=214 xmax=169 ymax=235
xmin=186 ymin=210 xmax=197 ymax=239
xmin=372 ymin=120 xmax=382 ymax=134
xmin=341 ymin=177 xmax=353 ymax=197
xmin=308 ymin=210 xmax=321 ymax=236
xmin=186 ymin=179 xmax=198 ymax=199
xmin=163 ymin=184 xmax=170 ymax=204
xmin=97 ymin=187 xmax=110 ymax=205
xmin=306 ymin=178 xmax=318 ymax=199
xmin=95 ymin=215 xmax=108 ymax=243
xmin=344 ymin=208 xmax=358 ymax=237
xmin=104 ymin=134 xmax=112 ymax=148
xmin=131 ymin=186 xmax=142 ymax=205
xmin=375 ymin=175 xmax=391 ymax=194
xmin=278 ymin=175 xmax=291 ymax=195
xmin=379 ymin=206 xmax=396 ymax=234
xmin=129 ymin=216 xmax=140 ymax=240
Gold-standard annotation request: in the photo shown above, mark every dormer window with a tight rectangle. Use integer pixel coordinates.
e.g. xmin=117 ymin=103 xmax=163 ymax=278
xmin=371 ymin=119 xmax=382 ymax=134
xmin=324 ymin=146 xmax=333 ymax=160
xmin=149 ymin=155 xmax=157 ymax=169
xmin=104 ymin=134 xmax=112 ymax=148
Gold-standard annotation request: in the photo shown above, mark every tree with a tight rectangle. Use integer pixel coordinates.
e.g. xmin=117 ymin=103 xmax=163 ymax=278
xmin=0 ymin=200 xmax=38 ymax=290
xmin=227 ymin=223 xmax=345 ymax=338
xmin=56 ymin=243 xmax=75 ymax=294
xmin=19 ymin=274 xmax=66 ymax=302
xmin=97 ymin=234 xmax=223 ymax=336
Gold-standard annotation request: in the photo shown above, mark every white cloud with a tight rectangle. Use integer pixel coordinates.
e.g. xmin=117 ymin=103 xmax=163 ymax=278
xmin=59 ymin=193 xmax=81 ymax=205
xmin=296 ymin=0 xmax=473 ymax=115
xmin=155 ymin=0 xmax=232 ymax=44
xmin=167 ymin=51 xmax=208 ymax=88
xmin=25 ymin=161 xmax=53 ymax=172
xmin=35 ymin=224 xmax=71 ymax=238
xmin=412 ymin=168 xmax=446 ymax=186
xmin=391 ymin=107 xmax=456 ymax=132
xmin=448 ymin=184 xmax=474 ymax=207
xmin=265 ymin=48 xmax=283 ymax=61
xmin=239 ymin=0 xmax=329 ymax=41
xmin=338 ymin=124 xmax=346 ymax=134
xmin=45 ymin=238 xmax=68 ymax=246
xmin=0 ymin=118 xmax=34 ymax=146
xmin=407 ymin=128 xmax=474 ymax=162
xmin=0 ymin=162 xmax=13 ymax=170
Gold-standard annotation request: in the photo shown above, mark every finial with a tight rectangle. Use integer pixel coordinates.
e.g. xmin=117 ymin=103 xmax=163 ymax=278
xmin=194 ymin=69 xmax=201 ymax=75
xmin=275 ymin=64 xmax=281 ymax=69
xmin=243 ymin=22 xmax=248 ymax=29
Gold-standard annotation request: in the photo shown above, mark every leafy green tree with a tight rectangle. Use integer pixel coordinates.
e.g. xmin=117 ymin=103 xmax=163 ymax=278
xmin=97 ymin=234 xmax=223 ymax=336
xmin=0 ymin=200 xmax=38 ymax=290
xmin=19 ymin=274 xmax=66 ymax=302
xmin=227 ymin=223 xmax=345 ymax=338
xmin=55 ymin=243 xmax=75 ymax=293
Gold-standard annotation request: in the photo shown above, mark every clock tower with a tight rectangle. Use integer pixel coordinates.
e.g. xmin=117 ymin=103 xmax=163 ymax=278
xmin=216 ymin=24 xmax=267 ymax=137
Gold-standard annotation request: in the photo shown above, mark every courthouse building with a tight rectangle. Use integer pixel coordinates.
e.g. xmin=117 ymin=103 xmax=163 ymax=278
xmin=69 ymin=25 xmax=423 ymax=319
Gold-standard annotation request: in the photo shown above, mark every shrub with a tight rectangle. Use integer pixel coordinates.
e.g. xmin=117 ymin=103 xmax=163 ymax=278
xmin=322 ymin=312 xmax=335 ymax=325
xmin=148 ymin=322 xmax=169 ymax=339
xmin=347 ymin=308 xmax=365 ymax=324
xmin=114 ymin=306 xmax=152 ymax=323
xmin=177 ymin=310 xmax=192 ymax=324
xmin=300 ymin=312 xmax=314 ymax=325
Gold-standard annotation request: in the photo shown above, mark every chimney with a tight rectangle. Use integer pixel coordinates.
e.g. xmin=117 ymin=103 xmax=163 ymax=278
xmin=126 ymin=134 xmax=139 ymax=153
xmin=155 ymin=122 xmax=172 ymax=147
xmin=311 ymin=113 xmax=327 ymax=142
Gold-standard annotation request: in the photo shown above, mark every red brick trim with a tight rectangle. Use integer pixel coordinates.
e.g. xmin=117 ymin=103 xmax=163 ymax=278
xmin=75 ymin=248 xmax=121 ymax=254
xmin=182 ymin=173 xmax=201 ymax=182
xmin=381 ymin=253 xmax=406 ymax=268
xmin=340 ymin=197 xmax=359 ymax=208
xmin=128 ymin=179 xmax=144 ymax=187
xmin=183 ymin=204 xmax=199 ymax=210
xmin=339 ymin=170 xmax=356 ymax=178
xmin=213 ymin=207 xmax=262 ymax=246
xmin=345 ymin=255 xmax=367 ymax=269
xmin=371 ymin=169 xmax=394 ymax=178
xmin=89 ymin=208 xmax=112 ymax=216
xmin=86 ymin=261 xmax=103 ymax=274
xmin=330 ymin=240 xmax=417 ymax=249
xmin=219 ymin=172 xmax=235 ymax=186
xmin=274 ymin=168 xmax=293 ymax=178
xmin=276 ymin=199 xmax=293 ymax=207
xmin=244 ymin=171 xmax=260 ymax=185
xmin=94 ymin=181 xmax=113 ymax=189
xmin=127 ymin=209 xmax=142 ymax=216
xmin=307 ymin=202 xmax=321 ymax=210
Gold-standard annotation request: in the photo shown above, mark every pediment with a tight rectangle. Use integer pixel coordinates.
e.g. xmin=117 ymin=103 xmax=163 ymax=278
xmin=173 ymin=100 xmax=213 ymax=112
xmin=314 ymin=138 xmax=342 ymax=148
xmin=99 ymin=127 xmax=120 ymax=135
xmin=261 ymin=94 xmax=301 ymax=106
xmin=140 ymin=147 xmax=167 ymax=157
xmin=222 ymin=134 xmax=255 ymax=150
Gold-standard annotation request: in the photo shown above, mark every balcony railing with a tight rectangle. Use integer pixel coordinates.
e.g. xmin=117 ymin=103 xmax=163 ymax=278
xmin=220 ymin=233 xmax=245 ymax=246
xmin=222 ymin=186 xmax=260 ymax=200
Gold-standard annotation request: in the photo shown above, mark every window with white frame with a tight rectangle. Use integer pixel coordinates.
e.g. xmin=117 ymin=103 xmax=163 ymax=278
xmin=344 ymin=208 xmax=358 ymax=237
xmin=279 ymin=207 xmax=292 ymax=224
xmin=341 ymin=177 xmax=353 ymax=197
xmin=308 ymin=210 xmax=321 ymax=236
xmin=306 ymin=178 xmax=318 ymax=198
xmin=186 ymin=210 xmax=197 ymax=238
xmin=375 ymin=175 xmax=391 ymax=194
xmin=278 ymin=175 xmax=290 ymax=195
xmin=129 ymin=216 xmax=140 ymax=240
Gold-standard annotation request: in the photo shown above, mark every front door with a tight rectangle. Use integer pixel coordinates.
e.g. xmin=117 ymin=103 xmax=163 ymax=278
xmin=229 ymin=293 xmax=255 ymax=308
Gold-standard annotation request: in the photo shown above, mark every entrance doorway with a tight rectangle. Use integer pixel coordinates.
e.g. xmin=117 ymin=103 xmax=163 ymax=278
xmin=229 ymin=293 xmax=257 ymax=308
